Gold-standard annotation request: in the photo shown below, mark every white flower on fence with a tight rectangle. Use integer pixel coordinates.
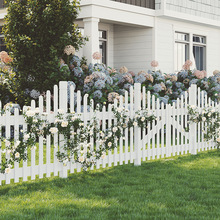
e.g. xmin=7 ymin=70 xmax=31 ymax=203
xmin=49 ymin=127 xmax=58 ymax=134
xmin=15 ymin=152 xmax=20 ymax=158
xmin=26 ymin=110 xmax=35 ymax=117
xmin=61 ymin=121 xmax=68 ymax=127
xmin=5 ymin=167 xmax=10 ymax=174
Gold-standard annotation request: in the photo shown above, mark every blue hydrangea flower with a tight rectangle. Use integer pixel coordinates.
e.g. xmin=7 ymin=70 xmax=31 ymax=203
xmin=135 ymin=74 xmax=146 ymax=84
xmin=124 ymin=83 xmax=132 ymax=91
xmin=175 ymin=82 xmax=184 ymax=88
xmin=156 ymin=76 xmax=165 ymax=82
xmin=166 ymin=80 xmax=172 ymax=87
xmin=93 ymin=90 xmax=103 ymax=99
xmin=105 ymin=76 xmax=113 ymax=85
xmin=73 ymin=67 xmax=83 ymax=77
xmin=83 ymin=84 xmax=90 ymax=93
xmin=153 ymin=84 xmax=163 ymax=93
xmin=71 ymin=55 xmax=81 ymax=67
xmin=178 ymin=70 xmax=188 ymax=79
xmin=94 ymin=80 xmax=106 ymax=89
xmin=189 ymin=79 xmax=198 ymax=86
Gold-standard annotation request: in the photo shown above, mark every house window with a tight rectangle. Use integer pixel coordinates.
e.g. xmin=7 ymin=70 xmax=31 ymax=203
xmin=0 ymin=26 xmax=6 ymax=52
xmin=193 ymin=35 xmax=206 ymax=70
xmin=174 ymin=32 xmax=189 ymax=72
xmin=175 ymin=32 xmax=206 ymax=71
xmin=78 ymin=28 xmax=107 ymax=65
xmin=99 ymin=30 xmax=107 ymax=65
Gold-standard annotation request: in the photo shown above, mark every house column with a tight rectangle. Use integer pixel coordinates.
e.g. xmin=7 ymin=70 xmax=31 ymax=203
xmin=83 ymin=18 xmax=100 ymax=64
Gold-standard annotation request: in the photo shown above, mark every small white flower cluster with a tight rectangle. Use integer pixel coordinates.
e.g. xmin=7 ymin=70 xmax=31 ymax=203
xmin=187 ymin=105 xmax=220 ymax=147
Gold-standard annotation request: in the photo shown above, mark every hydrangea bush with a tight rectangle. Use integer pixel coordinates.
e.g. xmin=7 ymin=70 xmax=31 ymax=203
xmin=1 ymin=51 xmax=220 ymax=108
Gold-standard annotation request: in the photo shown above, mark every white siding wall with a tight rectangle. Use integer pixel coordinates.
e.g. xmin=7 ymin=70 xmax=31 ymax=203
xmin=156 ymin=17 xmax=220 ymax=75
xmin=156 ymin=0 xmax=220 ymax=21
xmin=113 ymin=25 xmax=153 ymax=73
xmin=155 ymin=19 xmax=174 ymax=74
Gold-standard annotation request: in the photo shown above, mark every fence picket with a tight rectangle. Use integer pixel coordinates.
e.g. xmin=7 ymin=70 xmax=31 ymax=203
xmin=125 ymin=91 xmax=129 ymax=164
xmin=38 ymin=96 xmax=44 ymax=179
xmin=129 ymin=86 xmax=134 ymax=163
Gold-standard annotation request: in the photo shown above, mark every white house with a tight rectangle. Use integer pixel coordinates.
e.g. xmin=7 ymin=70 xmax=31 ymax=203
xmin=0 ymin=0 xmax=220 ymax=75
xmin=74 ymin=0 xmax=220 ymax=75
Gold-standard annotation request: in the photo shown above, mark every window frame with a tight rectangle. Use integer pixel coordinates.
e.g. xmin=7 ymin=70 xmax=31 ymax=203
xmin=174 ymin=31 xmax=207 ymax=72
xmin=174 ymin=32 xmax=190 ymax=72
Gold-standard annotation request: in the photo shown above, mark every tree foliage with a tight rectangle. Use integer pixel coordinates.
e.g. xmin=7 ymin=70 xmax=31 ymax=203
xmin=3 ymin=0 xmax=85 ymax=105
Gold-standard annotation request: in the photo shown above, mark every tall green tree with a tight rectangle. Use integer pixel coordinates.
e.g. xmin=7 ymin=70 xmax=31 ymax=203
xmin=3 ymin=0 xmax=85 ymax=105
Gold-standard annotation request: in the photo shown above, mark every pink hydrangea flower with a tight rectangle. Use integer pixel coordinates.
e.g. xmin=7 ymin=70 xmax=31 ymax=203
xmin=151 ymin=60 xmax=159 ymax=67
xmin=194 ymin=70 xmax=206 ymax=79
xmin=182 ymin=60 xmax=193 ymax=70
xmin=92 ymin=52 xmax=102 ymax=60
xmin=0 ymin=51 xmax=13 ymax=64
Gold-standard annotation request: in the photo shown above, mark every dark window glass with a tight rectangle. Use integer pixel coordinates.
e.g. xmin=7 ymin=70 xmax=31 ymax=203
xmin=193 ymin=35 xmax=206 ymax=44
xmin=193 ymin=45 xmax=206 ymax=70
xmin=99 ymin=30 xmax=107 ymax=65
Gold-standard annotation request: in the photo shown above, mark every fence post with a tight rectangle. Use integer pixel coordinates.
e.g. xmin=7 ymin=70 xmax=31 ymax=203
xmin=59 ymin=81 xmax=68 ymax=178
xmin=189 ymin=84 xmax=197 ymax=155
xmin=134 ymin=83 xmax=142 ymax=166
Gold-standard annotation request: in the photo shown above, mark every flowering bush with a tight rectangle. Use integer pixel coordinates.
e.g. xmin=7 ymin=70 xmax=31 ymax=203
xmin=0 ymin=105 xmax=156 ymax=173
xmin=187 ymin=105 xmax=220 ymax=149
xmin=1 ymin=52 xmax=220 ymax=108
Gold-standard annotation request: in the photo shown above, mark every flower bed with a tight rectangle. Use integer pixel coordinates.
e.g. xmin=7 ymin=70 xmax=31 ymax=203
xmin=0 ymin=51 xmax=220 ymax=108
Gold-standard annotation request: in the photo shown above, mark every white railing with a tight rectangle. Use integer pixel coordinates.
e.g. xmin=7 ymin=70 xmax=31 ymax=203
xmin=0 ymin=82 xmax=219 ymax=185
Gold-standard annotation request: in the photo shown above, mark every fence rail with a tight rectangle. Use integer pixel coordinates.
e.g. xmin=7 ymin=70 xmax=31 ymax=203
xmin=0 ymin=82 xmax=219 ymax=185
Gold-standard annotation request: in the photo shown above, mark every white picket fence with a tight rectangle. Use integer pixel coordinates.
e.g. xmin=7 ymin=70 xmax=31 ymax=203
xmin=0 ymin=82 xmax=219 ymax=185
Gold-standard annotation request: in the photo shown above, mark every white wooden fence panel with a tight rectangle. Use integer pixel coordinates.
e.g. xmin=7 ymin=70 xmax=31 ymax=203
xmin=0 ymin=83 xmax=219 ymax=185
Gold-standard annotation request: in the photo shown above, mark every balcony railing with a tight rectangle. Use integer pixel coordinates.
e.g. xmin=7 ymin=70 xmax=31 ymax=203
xmin=0 ymin=0 xmax=5 ymax=9
xmin=111 ymin=0 xmax=155 ymax=9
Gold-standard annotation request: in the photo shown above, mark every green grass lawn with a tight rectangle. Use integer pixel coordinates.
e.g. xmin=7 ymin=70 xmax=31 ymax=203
xmin=0 ymin=150 xmax=219 ymax=220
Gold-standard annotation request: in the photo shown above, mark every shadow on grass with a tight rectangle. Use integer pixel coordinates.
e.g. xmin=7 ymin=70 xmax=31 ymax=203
xmin=0 ymin=150 xmax=219 ymax=220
